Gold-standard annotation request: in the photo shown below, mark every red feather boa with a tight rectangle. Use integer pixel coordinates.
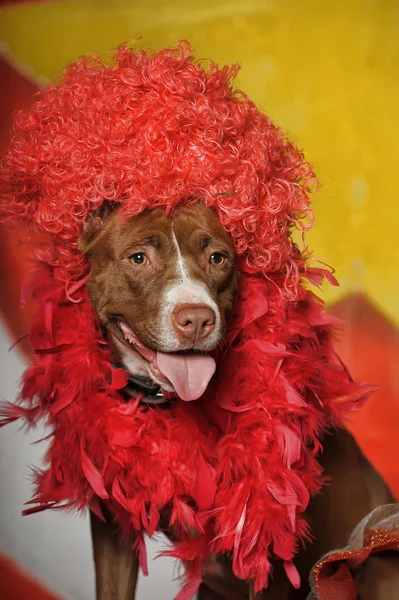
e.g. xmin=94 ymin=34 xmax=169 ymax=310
xmin=0 ymin=42 xmax=371 ymax=598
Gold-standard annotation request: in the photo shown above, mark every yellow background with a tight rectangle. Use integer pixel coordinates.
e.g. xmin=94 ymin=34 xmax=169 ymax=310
xmin=1 ymin=0 xmax=398 ymax=325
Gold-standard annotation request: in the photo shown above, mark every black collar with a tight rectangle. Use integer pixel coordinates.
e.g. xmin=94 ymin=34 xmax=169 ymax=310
xmin=112 ymin=363 xmax=175 ymax=407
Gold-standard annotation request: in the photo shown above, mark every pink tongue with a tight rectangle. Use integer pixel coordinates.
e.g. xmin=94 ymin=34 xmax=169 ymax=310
xmin=156 ymin=352 xmax=216 ymax=401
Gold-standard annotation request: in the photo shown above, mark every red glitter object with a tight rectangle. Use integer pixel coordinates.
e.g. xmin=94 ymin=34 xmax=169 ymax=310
xmin=0 ymin=42 xmax=371 ymax=598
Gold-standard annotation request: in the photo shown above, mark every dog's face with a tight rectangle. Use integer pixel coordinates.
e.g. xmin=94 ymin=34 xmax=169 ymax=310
xmin=79 ymin=203 xmax=238 ymax=400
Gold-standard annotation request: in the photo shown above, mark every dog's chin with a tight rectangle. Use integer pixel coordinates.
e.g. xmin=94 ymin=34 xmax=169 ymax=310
xmin=108 ymin=319 xmax=218 ymax=402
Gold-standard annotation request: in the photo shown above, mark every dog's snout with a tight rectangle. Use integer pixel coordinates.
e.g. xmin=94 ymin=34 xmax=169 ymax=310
xmin=172 ymin=304 xmax=216 ymax=343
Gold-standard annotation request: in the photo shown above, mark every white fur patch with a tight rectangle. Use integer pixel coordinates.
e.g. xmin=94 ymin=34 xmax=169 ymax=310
xmin=172 ymin=230 xmax=189 ymax=280
xmin=111 ymin=334 xmax=148 ymax=376
xmin=156 ymin=230 xmax=221 ymax=351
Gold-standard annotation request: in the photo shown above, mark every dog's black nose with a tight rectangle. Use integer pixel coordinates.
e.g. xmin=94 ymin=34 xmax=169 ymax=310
xmin=172 ymin=304 xmax=215 ymax=343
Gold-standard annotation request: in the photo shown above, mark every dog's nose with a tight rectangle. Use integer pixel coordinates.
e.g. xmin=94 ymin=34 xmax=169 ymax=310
xmin=172 ymin=304 xmax=216 ymax=343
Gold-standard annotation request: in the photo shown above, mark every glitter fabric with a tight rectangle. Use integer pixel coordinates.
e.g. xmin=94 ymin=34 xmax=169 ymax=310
xmin=308 ymin=504 xmax=399 ymax=600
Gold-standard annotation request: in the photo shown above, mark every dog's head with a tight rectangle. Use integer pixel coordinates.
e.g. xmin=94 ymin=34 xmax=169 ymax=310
xmin=79 ymin=203 xmax=238 ymax=401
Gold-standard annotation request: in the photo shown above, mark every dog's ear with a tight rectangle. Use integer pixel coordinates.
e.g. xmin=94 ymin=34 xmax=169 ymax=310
xmin=78 ymin=201 xmax=118 ymax=256
xmin=78 ymin=214 xmax=104 ymax=256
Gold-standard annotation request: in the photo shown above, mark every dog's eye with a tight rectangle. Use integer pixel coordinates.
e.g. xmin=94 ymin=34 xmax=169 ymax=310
xmin=130 ymin=252 xmax=148 ymax=265
xmin=209 ymin=252 xmax=226 ymax=265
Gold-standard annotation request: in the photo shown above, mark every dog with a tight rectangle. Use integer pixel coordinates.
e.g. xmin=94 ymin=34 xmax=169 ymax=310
xmin=80 ymin=202 xmax=397 ymax=600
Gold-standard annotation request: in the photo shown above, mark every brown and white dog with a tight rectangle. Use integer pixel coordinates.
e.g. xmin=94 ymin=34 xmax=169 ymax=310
xmin=80 ymin=203 xmax=238 ymax=405
xmin=80 ymin=203 xmax=397 ymax=600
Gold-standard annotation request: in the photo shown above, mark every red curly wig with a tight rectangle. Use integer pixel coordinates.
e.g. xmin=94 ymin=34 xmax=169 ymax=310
xmin=0 ymin=42 xmax=370 ymax=598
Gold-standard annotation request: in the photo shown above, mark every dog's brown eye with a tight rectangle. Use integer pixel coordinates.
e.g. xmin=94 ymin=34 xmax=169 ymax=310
xmin=210 ymin=252 xmax=225 ymax=265
xmin=130 ymin=252 xmax=148 ymax=265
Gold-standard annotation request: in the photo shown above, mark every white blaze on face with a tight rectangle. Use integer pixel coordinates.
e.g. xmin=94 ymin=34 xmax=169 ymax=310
xmin=158 ymin=230 xmax=221 ymax=351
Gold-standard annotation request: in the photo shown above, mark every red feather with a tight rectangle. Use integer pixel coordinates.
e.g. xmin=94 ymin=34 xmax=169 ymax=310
xmin=192 ymin=454 xmax=217 ymax=510
xmin=49 ymin=394 xmax=74 ymax=415
xmin=133 ymin=532 xmax=148 ymax=576
xmin=111 ymin=368 xmax=129 ymax=390
xmin=275 ymin=424 xmax=301 ymax=468
xmin=81 ymin=444 xmax=109 ymax=500
xmin=0 ymin=401 xmax=34 ymax=426
xmin=306 ymin=266 xmax=339 ymax=287
xmin=89 ymin=497 xmax=106 ymax=523
xmin=284 ymin=560 xmax=301 ymax=589
xmin=148 ymin=503 xmax=160 ymax=538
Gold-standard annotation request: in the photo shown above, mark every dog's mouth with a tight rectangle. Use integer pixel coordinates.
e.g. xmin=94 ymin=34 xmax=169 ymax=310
xmin=114 ymin=320 xmax=216 ymax=402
